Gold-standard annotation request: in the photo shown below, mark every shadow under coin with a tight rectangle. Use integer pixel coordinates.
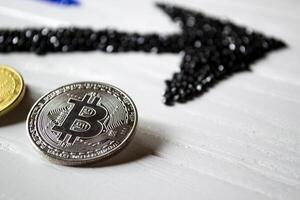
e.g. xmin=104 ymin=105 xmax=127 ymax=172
xmin=86 ymin=121 xmax=164 ymax=168
xmin=0 ymin=87 xmax=37 ymax=127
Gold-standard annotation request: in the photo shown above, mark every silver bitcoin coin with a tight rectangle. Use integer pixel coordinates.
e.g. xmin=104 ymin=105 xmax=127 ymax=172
xmin=27 ymin=82 xmax=138 ymax=165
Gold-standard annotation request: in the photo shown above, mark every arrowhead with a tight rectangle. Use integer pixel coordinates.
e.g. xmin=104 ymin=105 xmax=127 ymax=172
xmin=157 ymin=3 xmax=286 ymax=105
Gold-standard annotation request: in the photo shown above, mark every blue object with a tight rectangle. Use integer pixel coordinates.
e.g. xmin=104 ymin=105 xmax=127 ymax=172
xmin=41 ymin=0 xmax=80 ymax=6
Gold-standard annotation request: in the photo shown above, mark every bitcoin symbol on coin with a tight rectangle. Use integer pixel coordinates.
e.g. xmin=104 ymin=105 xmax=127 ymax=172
xmin=52 ymin=94 xmax=108 ymax=144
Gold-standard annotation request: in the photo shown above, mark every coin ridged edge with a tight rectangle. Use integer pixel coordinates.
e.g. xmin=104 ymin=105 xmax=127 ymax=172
xmin=0 ymin=65 xmax=25 ymax=117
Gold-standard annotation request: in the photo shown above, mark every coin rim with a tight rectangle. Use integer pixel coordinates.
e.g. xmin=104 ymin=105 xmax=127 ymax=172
xmin=0 ymin=65 xmax=25 ymax=117
xmin=26 ymin=81 xmax=138 ymax=166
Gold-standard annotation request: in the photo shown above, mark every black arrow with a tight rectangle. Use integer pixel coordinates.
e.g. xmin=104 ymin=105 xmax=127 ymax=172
xmin=0 ymin=3 xmax=286 ymax=105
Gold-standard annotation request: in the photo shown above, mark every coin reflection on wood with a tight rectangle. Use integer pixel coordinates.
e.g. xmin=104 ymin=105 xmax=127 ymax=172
xmin=0 ymin=65 xmax=25 ymax=117
xmin=27 ymin=82 xmax=138 ymax=165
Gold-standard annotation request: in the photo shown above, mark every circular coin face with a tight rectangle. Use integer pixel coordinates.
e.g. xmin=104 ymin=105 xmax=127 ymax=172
xmin=27 ymin=82 xmax=138 ymax=165
xmin=0 ymin=65 xmax=25 ymax=117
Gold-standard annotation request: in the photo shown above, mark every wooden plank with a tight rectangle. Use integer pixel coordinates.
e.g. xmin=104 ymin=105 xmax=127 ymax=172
xmin=0 ymin=0 xmax=299 ymax=199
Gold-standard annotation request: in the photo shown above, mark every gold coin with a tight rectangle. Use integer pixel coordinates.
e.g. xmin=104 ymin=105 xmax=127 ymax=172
xmin=0 ymin=65 xmax=25 ymax=117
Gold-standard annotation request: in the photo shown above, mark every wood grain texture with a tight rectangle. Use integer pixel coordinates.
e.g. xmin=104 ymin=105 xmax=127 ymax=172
xmin=0 ymin=0 xmax=299 ymax=199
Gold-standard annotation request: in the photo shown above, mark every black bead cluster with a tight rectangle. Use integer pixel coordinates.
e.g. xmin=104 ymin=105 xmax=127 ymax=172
xmin=0 ymin=3 xmax=286 ymax=106
xmin=0 ymin=27 xmax=182 ymax=55
xmin=157 ymin=4 xmax=286 ymax=105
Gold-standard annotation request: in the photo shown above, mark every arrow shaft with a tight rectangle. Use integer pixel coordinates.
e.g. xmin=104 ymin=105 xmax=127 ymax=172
xmin=0 ymin=27 xmax=183 ymax=55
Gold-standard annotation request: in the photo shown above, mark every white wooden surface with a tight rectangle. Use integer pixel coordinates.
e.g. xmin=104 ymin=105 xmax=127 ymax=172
xmin=0 ymin=0 xmax=299 ymax=199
